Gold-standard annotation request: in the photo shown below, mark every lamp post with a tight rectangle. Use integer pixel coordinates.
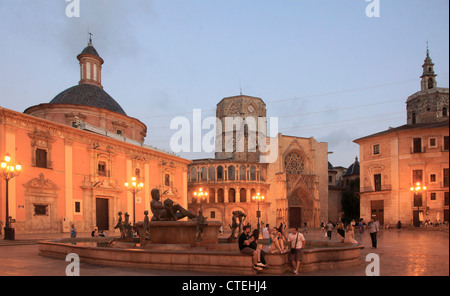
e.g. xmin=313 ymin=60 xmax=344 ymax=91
xmin=124 ymin=177 xmax=144 ymax=226
xmin=410 ymin=182 xmax=426 ymax=227
xmin=193 ymin=188 xmax=208 ymax=211
xmin=1 ymin=154 xmax=22 ymax=240
xmin=252 ymin=192 xmax=264 ymax=238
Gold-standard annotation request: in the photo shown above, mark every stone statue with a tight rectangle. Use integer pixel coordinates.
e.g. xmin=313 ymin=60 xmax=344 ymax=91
xmin=123 ymin=212 xmax=132 ymax=238
xmin=143 ymin=210 xmax=150 ymax=240
xmin=150 ymin=188 xmax=196 ymax=221
xmin=195 ymin=209 xmax=208 ymax=241
xmin=228 ymin=210 xmax=246 ymax=240
xmin=114 ymin=211 xmax=125 ymax=238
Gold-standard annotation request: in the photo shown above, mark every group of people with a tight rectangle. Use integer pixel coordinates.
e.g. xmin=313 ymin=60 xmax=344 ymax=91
xmin=320 ymin=218 xmax=381 ymax=249
xmin=239 ymin=223 xmax=306 ymax=275
xmin=69 ymin=224 xmax=107 ymax=238
xmin=422 ymin=219 xmax=448 ymax=227
xmin=91 ymin=227 xmax=107 ymax=237
xmin=354 ymin=218 xmax=380 ymax=249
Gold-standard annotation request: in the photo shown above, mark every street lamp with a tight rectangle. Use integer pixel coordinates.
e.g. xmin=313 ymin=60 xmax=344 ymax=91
xmin=252 ymin=192 xmax=264 ymax=238
xmin=410 ymin=182 xmax=427 ymax=227
xmin=124 ymin=177 xmax=144 ymax=226
xmin=1 ymin=153 xmax=22 ymax=240
xmin=193 ymin=188 xmax=208 ymax=210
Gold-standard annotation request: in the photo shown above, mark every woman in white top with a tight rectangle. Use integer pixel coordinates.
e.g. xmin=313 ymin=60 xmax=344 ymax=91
xmin=269 ymin=227 xmax=286 ymax=254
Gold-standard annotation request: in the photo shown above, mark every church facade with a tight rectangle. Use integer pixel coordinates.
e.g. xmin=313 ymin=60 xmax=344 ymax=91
xmin=0 ymin=41 xmax=190 ymax=234
xmin=187 ymin=95 xmax=329 ymax=229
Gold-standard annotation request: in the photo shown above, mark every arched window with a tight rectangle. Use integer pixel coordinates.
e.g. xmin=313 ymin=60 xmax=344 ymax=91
xmin=228 ymin=165 xmax=235 ymax=181
xmin=218 ymin=188 xmax=224 ymax=203
xmin=208 ymin=167 xmax=215 ymax=180
xmin=190 ymin=167 xmax=197 ymax=181
xmin=250 ymin=166 xmax=256 ymax=180
xmin=285 ymin=152 xmax=304 ymax=174
xmin=443 ymin=107 xmax=448 ymax=117
xmin=240 ymin=188 xmax=247 ymax=203
xmin=412 ymin=112 xmax=417 ymax=124
xmin=217 ymin=166 xmax=224 ymax=180
xmin=250 ymin=188 xmax=256 ymax=202
xmin=239 ymin=165 xmax=246 ymax=180
xmin=229 ymin=188 xmax=236 ymax=202
xmin=428 ymin=77 xmax=434 ymax=89
xmin=201 ymin=167 xmax=207 ymax=181
xmin=209 ymin=188 xmax=215 ymax=203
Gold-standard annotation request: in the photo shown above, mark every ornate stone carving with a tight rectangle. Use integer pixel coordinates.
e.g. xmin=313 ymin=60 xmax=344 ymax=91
xmin=284 ymin=152 xmax=304 ymax=174
xmin=24 ymin=173 xmax=58 ymax=190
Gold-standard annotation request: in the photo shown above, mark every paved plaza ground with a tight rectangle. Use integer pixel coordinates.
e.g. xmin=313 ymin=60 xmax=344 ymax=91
xmin=0 ymin=228 xmax=448 ymax=276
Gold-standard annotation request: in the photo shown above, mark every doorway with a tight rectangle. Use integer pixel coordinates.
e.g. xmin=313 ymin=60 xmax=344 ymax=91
xmin=413 ymin=210 xmax=423 ymax=227
xmin=96 ymin=198 xmax=109 ymax=230
xmin=288 ymin=207 xmax=302 ymax=228
xmin=370 ymin=200 xmax=384 ymax=225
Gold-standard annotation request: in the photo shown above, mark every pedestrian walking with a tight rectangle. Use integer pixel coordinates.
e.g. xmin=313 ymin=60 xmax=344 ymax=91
xmin=369 ymin=218 xmax=379 ymax=248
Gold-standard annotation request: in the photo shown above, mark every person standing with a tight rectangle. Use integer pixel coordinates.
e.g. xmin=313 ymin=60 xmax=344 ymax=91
xmin=326 ymin=221 xmax=333 ymax=240
xmin=369 ymin=218 xmax=379 ymax=248
xmin=358 ymin=218 xmax=365 ymax=246
xmin=288 ymin=227 xmax=306 ymax=275
xmin=262 ymin=224 xmax=270 ymax=240
xmin=70 ymin=224 xmax=77 ymax=238
xmin=303 ymin=221 xmax=308 ymax=234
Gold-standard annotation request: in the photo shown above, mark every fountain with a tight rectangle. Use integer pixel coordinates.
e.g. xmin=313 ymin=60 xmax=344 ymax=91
xmin=38 ymin=189 xmax=363 ymax=274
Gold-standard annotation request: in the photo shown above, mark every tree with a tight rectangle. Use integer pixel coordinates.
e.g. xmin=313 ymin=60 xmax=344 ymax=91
xmin=341 ymin=178 xmax=360 ymax=225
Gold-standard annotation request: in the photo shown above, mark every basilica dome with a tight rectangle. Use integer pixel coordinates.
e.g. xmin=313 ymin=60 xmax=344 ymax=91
xmin=50 ymin=84 xmax=126 ymax=116
xmin=24 ymin=39 xmax=147 ymax=143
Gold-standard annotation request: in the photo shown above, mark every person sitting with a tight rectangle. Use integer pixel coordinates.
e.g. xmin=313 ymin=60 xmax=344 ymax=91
xmin=344 ymin=224 xmax=357 ymax=244
xmin=249 ymin=229 xmax=268 ymax=267
xmin=269 ymin=227 xmax=286 ymax=253
xmin=91 ymin=227 xmax=98 ymax=237
xmin=238 ymin=225 xmax=266 ymax=271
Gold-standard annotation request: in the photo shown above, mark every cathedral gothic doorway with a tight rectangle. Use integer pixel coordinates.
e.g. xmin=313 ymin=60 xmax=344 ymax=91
xmin=287 ymin=186 xmax=314 ymax=228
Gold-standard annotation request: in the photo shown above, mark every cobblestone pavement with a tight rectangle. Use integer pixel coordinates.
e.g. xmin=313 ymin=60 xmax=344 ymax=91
xmin=0 ymin=228 xmax=448 ymax=276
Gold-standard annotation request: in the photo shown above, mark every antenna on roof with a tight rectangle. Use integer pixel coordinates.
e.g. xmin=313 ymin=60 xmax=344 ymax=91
xmin=239 ymin=80 xmax=243 ymax=95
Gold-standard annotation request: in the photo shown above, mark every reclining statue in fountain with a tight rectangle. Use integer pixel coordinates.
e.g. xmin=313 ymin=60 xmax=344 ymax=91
xmin=150 ymin=188 xmax=197 ymax=221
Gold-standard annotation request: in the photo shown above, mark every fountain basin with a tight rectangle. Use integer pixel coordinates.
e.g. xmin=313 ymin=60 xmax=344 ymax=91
xmin=38 ymin=239 xmax=363 ymax=275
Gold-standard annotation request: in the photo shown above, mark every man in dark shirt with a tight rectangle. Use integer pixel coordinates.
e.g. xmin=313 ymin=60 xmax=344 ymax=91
xmin=238 ymin=225 xmax=265 ymax=270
